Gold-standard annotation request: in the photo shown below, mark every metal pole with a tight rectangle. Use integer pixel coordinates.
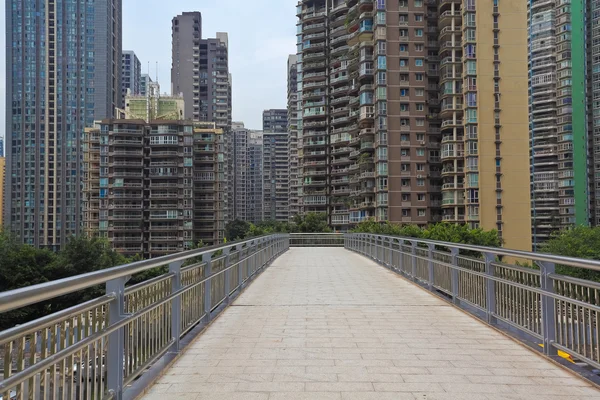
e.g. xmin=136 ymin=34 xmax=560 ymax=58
xmin=106 ymin=277 xmax=128 ymax=400
xmin=538 ymin=261 xmax=558 ymax=356
xmin=450 ymin=247 xmax=460 ymax=305
xmin=484 ymin=252 xmax=497 ymax=325
xmin=428 ymin=244 xmax=435 ymax=291
xmin=411 ymin=241 xmax=417 ymax=281
xmin=203 ymin=252 xmax=213 ymax=323
xmin=223 ymin=247 xmax=231 ymax=305
xmin=169 ymin=260 xmax=183 ymax=352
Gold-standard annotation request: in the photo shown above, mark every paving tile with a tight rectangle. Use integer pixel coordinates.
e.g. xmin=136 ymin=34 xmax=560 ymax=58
xmin=140 ymin=248 xmax=600 ymax=400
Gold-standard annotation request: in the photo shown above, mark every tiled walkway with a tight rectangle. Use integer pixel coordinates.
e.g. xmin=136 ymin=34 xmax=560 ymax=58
xmin=142 ymin=248 xmax=600 ymax=400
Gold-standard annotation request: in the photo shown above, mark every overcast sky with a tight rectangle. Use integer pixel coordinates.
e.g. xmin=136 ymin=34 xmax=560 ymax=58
xmin=0 ymin=0 xmax=298 ymax=137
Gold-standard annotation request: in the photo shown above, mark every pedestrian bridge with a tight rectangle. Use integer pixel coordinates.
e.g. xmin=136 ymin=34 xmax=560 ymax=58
xmin=2 ymin=234 xmax=600 ymax=400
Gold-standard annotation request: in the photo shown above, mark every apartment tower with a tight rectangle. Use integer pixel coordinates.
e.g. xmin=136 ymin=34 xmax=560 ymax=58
xmin=122 ymin=51 xmax=142 ymax=102
xmin=5 ymin=0 xmax=122 ymax=248
xmin=263 ymin=110 xmax=290 ymax=221
xmin=248 ymin=132 xmax=265 ymax=223
xmin=288 ymin=55 xmax=302 ymax=220
xmin=84 ymin=88 xmax=225 ymax=257
xmin=171 ymin=12 xmax=231 ymax=130
xmin=297 ymin=0 xmax=531 ymax=250
xmin=231 ymin=122 xmax=250 ymax=221
xmin=528 ymin=0 xmax=596 ymax=247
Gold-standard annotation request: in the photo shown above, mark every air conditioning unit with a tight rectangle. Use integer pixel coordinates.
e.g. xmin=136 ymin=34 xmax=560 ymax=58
xmin=419 ymin=141 xmax=426 ymax=146
xmin=417 ymin=175 xmax=424 ymax=179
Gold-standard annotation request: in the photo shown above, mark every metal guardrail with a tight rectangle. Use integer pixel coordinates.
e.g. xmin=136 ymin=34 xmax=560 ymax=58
xmin=0 ymin=234 xmax=289 ymax=400
xmin=345 ymin=233 xmax=600 ymax=371
xmin=289 ymin=233 xmax=345 ymax=247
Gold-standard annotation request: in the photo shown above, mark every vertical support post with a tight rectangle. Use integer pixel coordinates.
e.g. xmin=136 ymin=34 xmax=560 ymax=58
xmin=427 ymin=244 xmax=435 ymax=291
xmin=484 ymin=252 xmax=497 ymax=325
xmin=106 ymin=276 xmax=128 ymax=400
xmin=538 ymin=261 xmax=558 ymax=356
xmin=411 ymin=241 xmax=417 ymax=281
xmin=450 ymin=247 xmax=460 ymax=305
xmin=223 ymin=247 xmax=231 ymax=304
xmin=389 ymin=239 xmax=395 ymax=270
xmin=169 ymin=260 xmax=184 ymax=352
xmin=238 ymin=245 xmax=244 ymax=290
xmin=203 ymin=252 xmax=213 ymax=322
xmin=398 ymin=240 xmax=404 ymax=273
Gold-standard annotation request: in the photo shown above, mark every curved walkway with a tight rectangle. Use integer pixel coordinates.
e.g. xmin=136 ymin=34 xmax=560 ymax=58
xmin=142 ymin=248 xmax=600 ymax=400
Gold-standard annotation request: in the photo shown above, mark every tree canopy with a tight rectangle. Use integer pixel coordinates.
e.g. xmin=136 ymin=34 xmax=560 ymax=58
xmin=540 ymin=226 xmax=600 ymax=280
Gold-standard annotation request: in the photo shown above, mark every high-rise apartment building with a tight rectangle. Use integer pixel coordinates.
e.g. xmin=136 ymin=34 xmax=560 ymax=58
xmin=263 ymin=109 xmax=289 ymax=133
xmin=171 ymin=12 xmax=231 ymax=130
xmin=140 ymin=74 xmax=153 ymax=97
xmin=288 ymin=56 xmax=301 ymax=220
xmin=528 ymin=0 xmax=596 ymax=247
xmin=296 ymin=0 xmax=531 ymax=250
xmin=262 ymin=110 xmax=289 ymax=222
xmin=5 ymin=0 xmax=122 ymax=248
xmin=263 ymin=133 xmax=290 ymax=222
xmin=122 ymin=51 xmax=142 ymax=102
xmin=231 ymin=122 xmax=250 ymax=221
xmin=248 ymin=132 xmax=264 ymax=223
xmin=84 ymin=90 xmax=225 ymax=257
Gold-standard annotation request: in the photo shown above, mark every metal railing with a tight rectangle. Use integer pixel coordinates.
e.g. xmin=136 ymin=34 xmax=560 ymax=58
xmin=0 ymin=235 xmax=289 ymax=400
xmin=345 ymin=233 xmax=600 ymax=371
xmin=289 ymin=233 xmax=345 ymax=247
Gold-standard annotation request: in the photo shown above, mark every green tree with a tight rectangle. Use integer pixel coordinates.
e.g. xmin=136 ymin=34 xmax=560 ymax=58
xmin=45 ymin=236 xmax=129 ymax=312
xmin=225 ymin=219 xmax=252 ymax=241
xmin=540 ymin=226 xmax=600 ymax=281
xmin=0 ymin=231 xmax=56 ymax=329
xmin=292 ymin=213 xmax=332 ymax=233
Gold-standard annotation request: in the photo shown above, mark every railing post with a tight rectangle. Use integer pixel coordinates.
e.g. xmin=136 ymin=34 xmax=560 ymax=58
xmin=450 ymin=247 xmax=460 ymax=305
xmin=239 ymin=244 xmax=245 ymax=289
xmin=398 ymin=240 xmax=404 ymax=273
xmin=203 ymin=252 xmax=213 ymax=322
xmin=538 ymin=261 xmax=558 ymax=356
xmin=484 ymin=252 xmax=497 ymax=325
xmin=169 ymin=260 xmax=184 ymax=352
xmin=428 ymin=244 xmax=435 ymax=291
xmin=411 ymin=241 xmax=417 ymax=281
xmin=223 ymin=247 xmax=231 ymax=304
xmin=389 ymin=239 xmax=395 ymax=270
xmin=106 ymin=276 xmax=128 ymax=400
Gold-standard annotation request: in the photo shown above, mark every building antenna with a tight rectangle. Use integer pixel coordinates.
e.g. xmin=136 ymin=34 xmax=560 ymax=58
xmin=147 ymin=61 xmax=150 ymax=76
xmin=156 ymin=61 xmax=159 ymax=84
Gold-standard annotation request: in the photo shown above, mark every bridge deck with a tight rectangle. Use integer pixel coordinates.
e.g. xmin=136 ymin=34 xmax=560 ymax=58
xmin=142 ymin=248 xmax=600 ymax=400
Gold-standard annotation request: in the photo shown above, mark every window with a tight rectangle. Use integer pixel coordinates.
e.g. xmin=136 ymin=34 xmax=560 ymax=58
xmin=378 ymin=56 xmax=387 ymax=69
xmin=417 ymin=148 xmax=425 ymax=156
xmin=415 ymin=14 xmax=423 ymax=21
xmin=415 ymin=59 xmax=424 ymax=66
xmin=416 ymin=73 xmax=423 ymax=81
xmin=415 ymin=44 xmax=423 ymax=52
xmin=400 ymin=89 xmax=408 ymax=96
xmin=416 ymin=103 xmax=424 ymax=111
xmin=401 ymin=148 xmax=410 ymax=156
xmin=414 ymin=0 xmax=423 ymax=6
xmin=417 ymin=193 xmax=426 ymax=201
xmin=417 ymin=179 xmax=425 ymax=186
xmin=416 ymin=88 xmax=424 ymax=96
xmin=416 ymin=118 xmax=425 ymax=126
xmin=417 ymin=163 xmax=425 ymax=171
xmin=418 ymin=209 xmax=426 ymax=217
xmin=402 ymin=209 xmax=410 ymax=217
xmin=415 ymin=29 xmax=423 ymax=37
xmin=400 ymin=44 xmax=408 ymax=52
xmin=417 ymin=134 xmax=425 ymax=141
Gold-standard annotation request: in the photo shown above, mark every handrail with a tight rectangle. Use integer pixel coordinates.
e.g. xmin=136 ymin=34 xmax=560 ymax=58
xmin=0 ymin=234 xmax=279 ymax=314
xmin=348 ymin=232 xmax=600 ymax=272
xmin=344 ymin=232 xmax=600 ymax=373
xmin=0 ymin=234 xmax=290 ymax=400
